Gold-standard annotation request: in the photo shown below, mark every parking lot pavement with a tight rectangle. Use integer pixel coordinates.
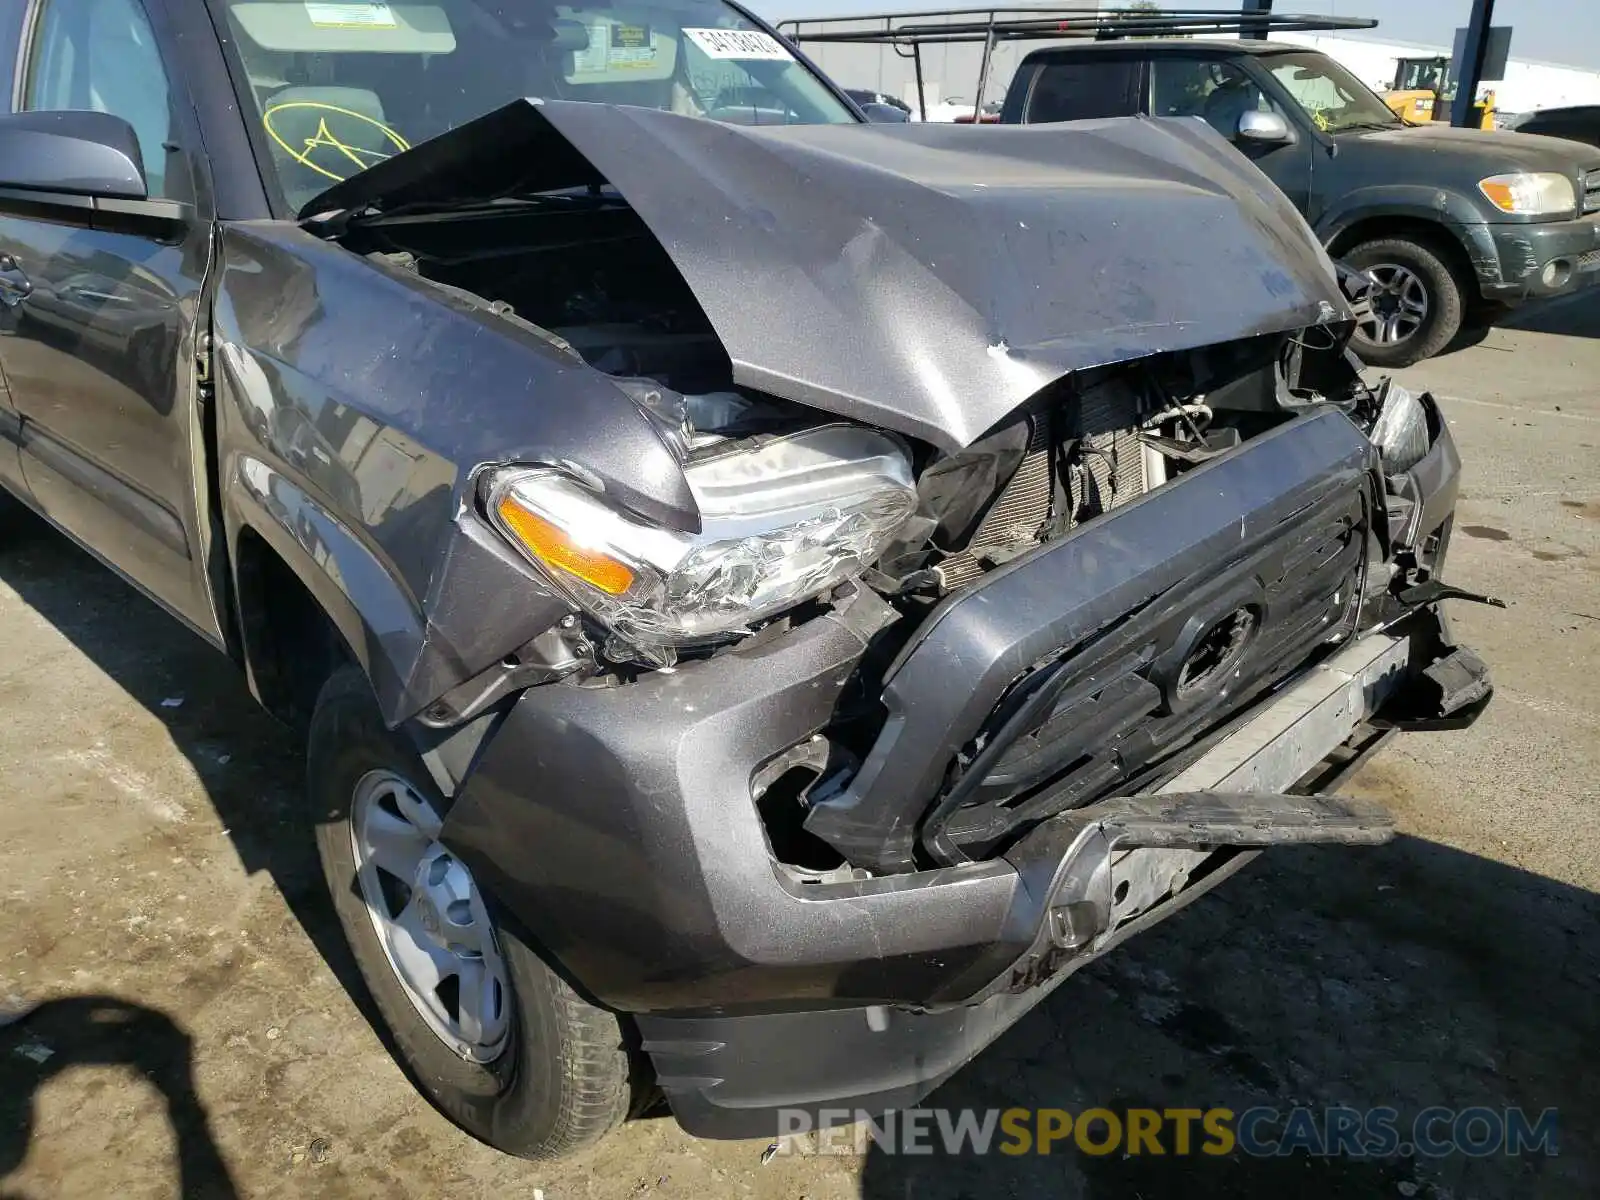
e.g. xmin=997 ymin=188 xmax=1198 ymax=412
xmin=2 ymin=294 xmax=1597 ymax=1199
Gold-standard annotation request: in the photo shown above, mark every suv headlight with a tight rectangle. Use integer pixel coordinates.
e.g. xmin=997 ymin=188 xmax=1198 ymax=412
xmin=1478 ymin=172 xmax=1577 ymax=216
xmin=1368 ymin=382 xmax=1432 ymax=474
xmin=488 ymin=426 xmax=916 ymax=663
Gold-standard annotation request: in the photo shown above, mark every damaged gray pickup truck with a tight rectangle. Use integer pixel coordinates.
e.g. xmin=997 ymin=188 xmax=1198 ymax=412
xmin=0 ymin=0 xmax=1493 ymax=1158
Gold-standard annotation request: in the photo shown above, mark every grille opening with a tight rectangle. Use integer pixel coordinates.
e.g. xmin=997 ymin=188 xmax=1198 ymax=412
xmin=1174 ymin=607 xmax=1260 ymax=701
xmin=755 ymin=766 xmax=846 ymax=872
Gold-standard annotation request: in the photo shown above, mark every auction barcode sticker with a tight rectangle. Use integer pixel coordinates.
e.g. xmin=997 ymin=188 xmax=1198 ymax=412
xmin=683 ymin=28 xmax=793 ymax=61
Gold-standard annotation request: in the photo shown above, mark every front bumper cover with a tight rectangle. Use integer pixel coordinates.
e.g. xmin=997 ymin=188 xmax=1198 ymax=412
xmin=1473 ymin=212 xmax=1600 ymax=299
xmin=635 ymin=620 xmax=1487 ymax=1138
xmin=437 ymin=400 xmax=1488 ymax=1139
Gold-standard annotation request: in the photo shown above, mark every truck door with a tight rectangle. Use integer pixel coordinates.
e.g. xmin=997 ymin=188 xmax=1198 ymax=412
xmin=0 ymin=246 xmax=25 ymax=501
xmin=1149 ymin=55 xmax=1314 ymax=215
xmin=0 ymin=0 xmax=25 ymax=502
xmin=0 ymin=0 xmax=223 ymax=643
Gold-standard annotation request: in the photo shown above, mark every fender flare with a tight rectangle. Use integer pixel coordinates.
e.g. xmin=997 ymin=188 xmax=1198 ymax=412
xmin=1314 ymin=186 xmax=1498 ymax=285
xmin=226 ymin=451 xmax=424 ymax=723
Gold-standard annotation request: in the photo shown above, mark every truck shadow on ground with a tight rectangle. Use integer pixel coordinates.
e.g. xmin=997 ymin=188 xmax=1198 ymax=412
xmin=0 ymin=996 xmax=239 ymax=1200
xmin=1500 ymin=290 xmax=1600 ymax=340
xmin=858 ymin=829 xmax=1599 ymax=1199
xmin=3 ymin=506 xmax=1597 ymax=1200
xmin=1435 ymin=292 xmax=1599 ymax=360
xmin=0 ymin=507 xmax=383 ymax=1059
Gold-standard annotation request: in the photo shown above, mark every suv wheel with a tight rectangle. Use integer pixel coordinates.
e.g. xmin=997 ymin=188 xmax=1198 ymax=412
xmin=1342 ymin=235 xmax=1466 ymax=368
xmin=308 ymin=665 xmax=635 ymax=1159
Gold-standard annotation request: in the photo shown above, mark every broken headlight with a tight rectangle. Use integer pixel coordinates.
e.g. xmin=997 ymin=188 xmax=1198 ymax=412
xmin=488 ymin=426 xmax=916 ymax=663
xmin=1368 ymin=382 xmax=1431 ymax=474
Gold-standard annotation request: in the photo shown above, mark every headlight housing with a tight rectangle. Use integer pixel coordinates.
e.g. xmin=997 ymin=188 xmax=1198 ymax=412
xmin=1478 ymin=172 xmax=1577 ymax=216
xmin=1368 ymin=382 xmax=1431 ymax=474
xmin=488 ymin=426 xmax=917 ymax=664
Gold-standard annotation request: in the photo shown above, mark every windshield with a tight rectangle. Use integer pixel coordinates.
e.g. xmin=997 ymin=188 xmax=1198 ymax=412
xmin=1262 ymin=51 xmax=1402 ymax=134
xmin=213 ymin=0 xmax=853 ymax=211
xmin=1396 ymin=59 xmax=1449 ymax=94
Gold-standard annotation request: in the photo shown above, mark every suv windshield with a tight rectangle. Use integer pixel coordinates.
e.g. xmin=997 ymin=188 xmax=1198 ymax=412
xmin=213 ymin=0 xmax=852 ymax=210
xmin=1262 ymin=50 xmax=1403 ymax=134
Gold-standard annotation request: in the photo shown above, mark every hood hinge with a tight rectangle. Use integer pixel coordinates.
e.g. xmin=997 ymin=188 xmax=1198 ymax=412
xmin=195 ymin=330 xmax=214 ymax=392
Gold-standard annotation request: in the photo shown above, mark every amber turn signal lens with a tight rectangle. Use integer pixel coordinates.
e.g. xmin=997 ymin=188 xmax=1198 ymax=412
xmin=496 ymin=496 xmax=635 ymax=596
xmin=1478 ymin=180 xmax=1516 ymax=212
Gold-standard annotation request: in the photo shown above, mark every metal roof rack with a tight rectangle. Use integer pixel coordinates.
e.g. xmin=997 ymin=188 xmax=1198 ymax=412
xmin=776 ymin=7 xmax=1378 ymax=120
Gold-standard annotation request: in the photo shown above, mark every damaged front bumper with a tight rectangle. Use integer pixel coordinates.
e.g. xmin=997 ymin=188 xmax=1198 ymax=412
xmin=438 ymin=401 xmax=1490 ymax=1141
xmin=1471 ymin=213 xmax=1600 ymax=301
xmin=632 ymin=618 xmax=1486 ymax=1139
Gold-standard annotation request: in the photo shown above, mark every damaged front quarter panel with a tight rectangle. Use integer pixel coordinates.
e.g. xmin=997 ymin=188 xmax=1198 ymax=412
xmin=211 ymin=222 xmax=700 ymax=732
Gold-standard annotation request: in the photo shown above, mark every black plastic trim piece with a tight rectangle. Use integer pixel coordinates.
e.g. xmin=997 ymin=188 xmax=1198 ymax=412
xmin=806 ymin=407 xmax=1379 ymax=872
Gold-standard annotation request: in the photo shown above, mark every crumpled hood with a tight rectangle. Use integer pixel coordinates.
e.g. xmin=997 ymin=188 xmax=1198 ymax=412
xmin=309 ymin=100 xmax=1345 ymax=451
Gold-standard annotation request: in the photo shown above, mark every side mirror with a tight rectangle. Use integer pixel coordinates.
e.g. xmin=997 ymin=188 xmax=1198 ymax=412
xmin=0 ymin=110 xmax=148 ymax=200
xmin=1237 ymin=109 xmax=1293 ymax=144
xmin=861 ymin=102 xmax=910 ymax=124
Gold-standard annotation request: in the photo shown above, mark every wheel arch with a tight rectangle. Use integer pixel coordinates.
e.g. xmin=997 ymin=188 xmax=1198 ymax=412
xmin=225 ymin=457 xmax=424 ymax=731
xmin=1325 ymin=214 xmax=1480 ymax=294
xmin=1316 ymin=189 xmax=1490 ymax=295
xmin=232 ymin=522 xmax=355 ymax=731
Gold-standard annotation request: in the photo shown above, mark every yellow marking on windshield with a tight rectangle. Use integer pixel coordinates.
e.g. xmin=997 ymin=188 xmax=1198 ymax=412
xmin=263 ymin=101 xmax=411 ymax=182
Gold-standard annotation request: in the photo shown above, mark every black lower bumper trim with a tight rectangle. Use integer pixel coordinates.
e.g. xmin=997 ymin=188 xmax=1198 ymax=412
xmin=804 ymin=408 xmax=1378 ymax=873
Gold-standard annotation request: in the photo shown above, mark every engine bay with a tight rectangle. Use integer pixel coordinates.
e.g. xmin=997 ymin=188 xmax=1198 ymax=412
xmin=343 ymin=198 xmax=1385 ymax=673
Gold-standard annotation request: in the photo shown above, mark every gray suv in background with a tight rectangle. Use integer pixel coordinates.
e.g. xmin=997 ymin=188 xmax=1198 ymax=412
xmin=1003 ymin=40 xmax=1600 ymax=366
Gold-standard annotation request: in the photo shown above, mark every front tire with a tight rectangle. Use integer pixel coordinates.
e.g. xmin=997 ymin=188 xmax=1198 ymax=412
xmin=1342 ymin=235 xmax=1466 ymax=368
xmin=308 ymin=665 xmax=633 ymax=1159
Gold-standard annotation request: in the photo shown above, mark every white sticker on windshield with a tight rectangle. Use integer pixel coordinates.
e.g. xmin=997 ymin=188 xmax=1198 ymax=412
xmin=305 ymin=2 xmax=397 ymax=28
xmin=683 ymin=28 xmax=793 ymax=61
xmin=607 ymin=24 xmax=658 ymax=69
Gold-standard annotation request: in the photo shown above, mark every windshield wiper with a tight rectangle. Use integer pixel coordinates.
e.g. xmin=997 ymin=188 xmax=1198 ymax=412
xmin=304 ymin=187 xmax=625 ymax=236
xmin=364 ymin=188 xmax=622 ymax=222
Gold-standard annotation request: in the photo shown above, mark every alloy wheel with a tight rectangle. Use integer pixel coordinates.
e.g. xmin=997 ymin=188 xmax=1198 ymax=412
xmin=1356 ymin=263 xmax=1430 ymax=346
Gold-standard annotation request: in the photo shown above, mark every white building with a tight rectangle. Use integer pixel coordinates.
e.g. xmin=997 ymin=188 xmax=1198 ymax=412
xmin=1235 ymin=32 xmax=1600 ymax=117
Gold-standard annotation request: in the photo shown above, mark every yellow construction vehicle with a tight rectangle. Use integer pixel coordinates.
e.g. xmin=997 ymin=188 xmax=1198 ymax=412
xmin=1382 ymin=55 xmax=1495 ymax=128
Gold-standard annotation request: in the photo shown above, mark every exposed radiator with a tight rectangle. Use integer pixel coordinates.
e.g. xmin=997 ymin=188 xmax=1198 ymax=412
xmin=1077 ymin=426 xmax=1147 ymax=518
xmin=938 ymin=417 xmax=1052 ymax=590
xmin=939 ymin=386 xmax=1148 ymax=591
xmin=1076 ymin=380 xmax=1148 ymax=517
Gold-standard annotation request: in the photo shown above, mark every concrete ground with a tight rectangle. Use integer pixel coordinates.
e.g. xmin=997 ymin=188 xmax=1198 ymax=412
xmin=2 ymin=293 xmax=1597 ymax=1200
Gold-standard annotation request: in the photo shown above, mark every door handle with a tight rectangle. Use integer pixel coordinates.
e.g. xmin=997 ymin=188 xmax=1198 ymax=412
xmin=0 ymin=255 xmax=32 ymax=305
